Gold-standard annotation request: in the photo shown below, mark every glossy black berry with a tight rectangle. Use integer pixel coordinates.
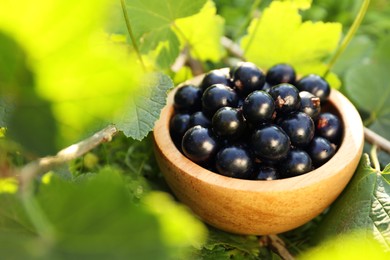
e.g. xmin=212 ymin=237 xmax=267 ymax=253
xmin=182 ymin=126 xmax=219 ymax=165
xmin=243 ymin=91 xmax=275 ymax=125
xmin=189 ymin=111 xmax=211 ymax=128
xmin=232 ymin=62 xmax=266 ymax=96
xmin=307 ymin=136 xmax=336 ymax=167
xmin=174 ymin=84 xmax=202 ymax=113
xmin=216 ymin=145 xmax=254 ymax=179
xmin=254 ymin=165 xmax=279 ymax=180
xmin=297 ymin=74 xmax=330 ymax=102
xmin=277 ymin=112 xmax=314 ymax=147
xmin=278 ymin=149 xmax=312 ymax=178
xmin=202 ymin=84 xmax=239 ymax=117
xmin=169 ymin=113 xmax=190 ymax=146
xmin=251 ymin=125 xmax=290 ymax=161
xmin=200 ymin=69 xmax=231 ymax=92
xmin=316 ymin=113 xmax=342 ymax=144
xmin=212 ymin=107 xmax=246 ymax=140
xmin=299 ymin=91 xmax=321 ymax=120
xmin=266 ymin=63 xmax=296 ymax=86
xmin=268 ymin=83 xmax=301 ymax=113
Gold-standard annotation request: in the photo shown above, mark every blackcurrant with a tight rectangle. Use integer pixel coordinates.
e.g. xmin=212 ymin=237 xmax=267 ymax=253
xmin=243 ymin=90 xmax=275 ymax=125
xmin=216 ymin=145 xmax=254 ymax=179
xmin=316 ymin=113 xmax=342 ymax=144
xmin=297 ymin=74 xmax=330 ymax=102
xmin=277 ymin=112 xmax=314 ymax=147
xmin=212 ymin=107 xmax=246 ymax=140
xmin=299 ymin=91 xmax=321 ymax=120
xmin=268 ymin=83 xmax=301 ymax=113
xmin=251 ymin=125 xmax=290 ymax=161
xmin=202 ymin=84 xmax=239 ymax=117
xmin=174 ymin=84 xmax=202 ymax=113
xmin=189 ymin=111 xmax=211 ymax=128
xmin=278 ymin=149 xmax=312 ymax=178
xmin=254 ymin=165 xmax=279 ymax=180
xmin=181 ymin=126 xmax=219 ymax=165
xmin=307 ymin=136 xmax=336 ymax=167
xmin=232 ymin=62 xmax=266 ymax=96
xmin=200 ymin=69 xmax=231 ymax=92
xmin=169 ymin=113 xmax=190 ymax=146
xmin=266 ymin=63 xmax=296 ymax=86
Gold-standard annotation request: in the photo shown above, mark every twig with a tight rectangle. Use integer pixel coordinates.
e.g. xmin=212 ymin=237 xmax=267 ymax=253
xmin=364 ymin=127 xmax=390 ymax=155
xmin=17 ymin=125 xmax=118 ymax=191
xmin=221 ymin=36 xmax=245 ymax=60
xmin=259 ymin=235 xmax=295 ymax=260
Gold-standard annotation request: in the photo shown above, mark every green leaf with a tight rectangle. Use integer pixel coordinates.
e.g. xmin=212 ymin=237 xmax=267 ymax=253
xmin=240 ymin=1 xmax=342 ymax=87
xmin=115 ymin=72 xmax=173 ymax=140
xmin=345 ymin=61 xmax=390 ymax=140
xmin=125 ymin=0 xmax=207 ymax=67
xmin=0 ymin=168 xmax=171 ymax=259
xmin=332 ymin=35 xmax=374 ymax=77
xmin=193 ymin=227 xmax=260 ymax=259
xmin=174 ymin=0 xmax=226 ymax=62
xmin=0 ymin=0 xmax=176 ymax=150
xmin=315 ymin=154 xmax=390 ymax=250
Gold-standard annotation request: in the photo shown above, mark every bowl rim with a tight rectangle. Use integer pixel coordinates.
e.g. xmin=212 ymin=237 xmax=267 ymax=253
xmin=153 ymin=73 xmax=364 ymax=193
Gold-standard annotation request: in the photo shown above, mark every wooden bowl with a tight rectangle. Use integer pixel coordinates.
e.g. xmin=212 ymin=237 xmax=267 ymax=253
xmin=153 ymin=75 xmax=364 ymax=235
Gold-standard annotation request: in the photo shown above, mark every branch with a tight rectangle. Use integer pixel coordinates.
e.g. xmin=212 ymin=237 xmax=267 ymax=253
xmin=364 ymin=127 xmax=390 ymax=155
xmin=17 ymin=125 xmax=118 ymax=191
xmin=259 ymin=235 xmax=295 ymax=260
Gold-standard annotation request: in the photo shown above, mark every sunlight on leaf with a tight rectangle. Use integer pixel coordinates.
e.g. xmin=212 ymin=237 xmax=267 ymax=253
xmin=174 ymin=0 xmax=226 ymax=62
xmin=241 ymin=1 xmax=342 ymax=88
xmin=300 ymin=231 xmax=389 ymax=259
xmin=280 ymin=0 xmax=312 ymax=10
xmin=143 ymin=192 xmax=207 ymax=255
xmin=0 ymin=178 xmax=18 ymax=194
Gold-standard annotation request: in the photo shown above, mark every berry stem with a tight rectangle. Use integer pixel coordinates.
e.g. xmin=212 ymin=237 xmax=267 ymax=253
xmin=324 ymin=0 xmax=370 ymax=77
xmin=120 ymin=0 xmax=146 ymax=72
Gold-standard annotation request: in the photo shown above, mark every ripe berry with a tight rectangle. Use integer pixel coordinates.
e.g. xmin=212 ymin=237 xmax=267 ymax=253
xmin=297 ymin=74 xmax=330 ymax=102
xmin=232 ymin=62 xmax=266 ymax=96
xmin=202 ymin=84 xmax=239 ymax=117
xmin=299 ymin=91 xmax=321 ymax=120
xmin=169 ymin=113 xmax=190 ymax=146
xmin=278 ymin=149 xmax=312 ymax=178
xmin=243 ymin=91 xmax=275 ymax=125
xmin=266 ymin=63 xmax=296 ymax=86
xmin=200 ymin=69 xmax=231 ymax=92
xmin=316 ymin=113 xmax=342 ymax=144
xmin=254 ymin=165 xmax=279 ymax=180
xmin=268 ymin=83 xmax=301 ymax=113
xmin=216 ymin=145 xmax=254 ymax=179
xmin=307 ymin=136 xmax=336 ymax=167
xmin=212 ymin=107 xmax=246 ymax=140
xmin=189 ymin=111 xmax=211 ymax=128
xmin=182 ymin=126 xmax=219 ymax=165
xmin=251 ymin=125 xmax=290 ymax=161
xmin=277 ymin=112 xmax=314 ymax=147
xmin=174 ymin=84 xmax=202 ymax=113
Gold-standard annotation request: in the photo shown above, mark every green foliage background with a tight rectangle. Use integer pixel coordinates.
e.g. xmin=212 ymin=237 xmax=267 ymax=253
xmin=0 ymin=0 xmax=390 ymax=258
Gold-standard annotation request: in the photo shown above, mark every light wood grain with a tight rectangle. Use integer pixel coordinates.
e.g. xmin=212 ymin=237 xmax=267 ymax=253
xmin=153 ymin=76 xmax=364 ymax=235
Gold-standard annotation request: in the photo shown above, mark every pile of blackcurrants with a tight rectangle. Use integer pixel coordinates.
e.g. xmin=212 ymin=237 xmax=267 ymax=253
xmin=170 ymin=62 xmax=342 ymax=180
